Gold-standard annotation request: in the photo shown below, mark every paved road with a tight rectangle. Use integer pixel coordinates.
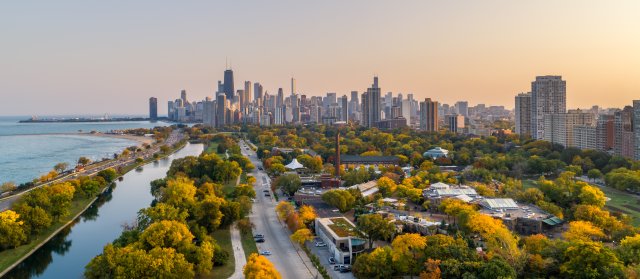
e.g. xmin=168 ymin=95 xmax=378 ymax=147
xmin=0 ymin=130 xmax=183 ymax=211
xmin=240 ymin=140 xmax=318 ymax=279
xmin=229 ymin=224 xmax=248 ymax=279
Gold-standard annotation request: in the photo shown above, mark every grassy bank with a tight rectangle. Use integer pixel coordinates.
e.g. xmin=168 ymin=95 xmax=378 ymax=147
xmin=205 ymin=228 xmax=235 ymax=279
xmin=240 ymin=228 xmax=258 ymax=261
xmin=0 ymin=140 xmax=188 ymax=275
xmin=0 ymin=195 xmax=95 ymax=273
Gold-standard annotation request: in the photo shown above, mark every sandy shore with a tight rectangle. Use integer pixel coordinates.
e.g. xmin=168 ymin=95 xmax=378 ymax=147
xmin=0 ymin=132 xmax=155 ymax=145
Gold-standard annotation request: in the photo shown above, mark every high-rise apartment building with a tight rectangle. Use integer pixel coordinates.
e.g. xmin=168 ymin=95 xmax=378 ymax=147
xmin=531 ymin=76 xmax=566 ymax=139
xmin=596 ymin=115 xmax=615 ymax=151
xmin=446 ymin=114 xmax=465 ymax=133
xmin=149 ymin=97 xmax=158 ymax=120
xmin=515 ymin=92 xmax=532 ymax=136
xmin=340 ymin=95 xmax=348 ymax=122
xmin=216 ymin=93 xmax=226 ymax=127
xmin=543 ymin=110 xmax=595 ymax=147
xmin=420 ymin=98 xmax=438 ymax=131
xmin=455 ymin=101 xmax=469 ymax=117
xmin=254 ymin=82 xmax=263 ymax=101
xmin=614 ymin=106 xmax=634 ymax=158
xmin=634 ymin=100 xmax=640 ymax=160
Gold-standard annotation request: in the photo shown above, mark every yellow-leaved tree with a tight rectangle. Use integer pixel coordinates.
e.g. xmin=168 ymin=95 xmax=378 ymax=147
xmin=290 ymin=228 xmax=314 ymax=246
xmin=298 ymin=205 xmax=317 ymax=225
xmin=243 ymin=253 xmax=282 ymax=279
xmin=391 ymin=233 xmax=427 ymax=278
xmin=563 ymin=221 xmax=605 ymax=242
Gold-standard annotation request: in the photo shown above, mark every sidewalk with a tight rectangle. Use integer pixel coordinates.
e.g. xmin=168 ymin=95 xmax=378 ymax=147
xmin=229 ymin=224 xmax=247 ymax=279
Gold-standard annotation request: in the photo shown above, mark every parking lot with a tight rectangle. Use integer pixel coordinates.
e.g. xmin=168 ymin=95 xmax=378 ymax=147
xmin=306 ymin=239 xmax=355 ymax=279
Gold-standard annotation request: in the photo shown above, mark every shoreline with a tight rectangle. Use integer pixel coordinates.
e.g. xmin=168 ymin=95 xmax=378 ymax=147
xmin=0 ymin=141 xmax=189 ymax=277
xmin=0 ymin=132 xmax=155 ymax=145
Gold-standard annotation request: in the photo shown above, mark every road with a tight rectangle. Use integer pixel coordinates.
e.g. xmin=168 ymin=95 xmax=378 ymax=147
xmin=0 ymin=130 xmax=183 ymax=211
xmin=239 ymin=140 xmax=317 ymax=279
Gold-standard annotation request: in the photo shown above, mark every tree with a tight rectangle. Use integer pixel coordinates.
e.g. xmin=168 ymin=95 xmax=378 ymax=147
xmin=479 ymin=257 xmax=516 ymax=279
xmin=356 ymin=213 xmax=395 ymax=250
xmin=97 ymin=168 xmax=118 ymax=183
xmin=419 ymin=259 xmax=441 ymax=279
xmin=194 ymin=195 xmax=225 ymax=231
xmin=616 ymin=234 xmax=640 ymax=265
xmin=162 ymin=177 xmax=197 ymax=208
xmin=560 ymin=240 xmax=624 ymax=278
xmin=85 ymin=244 xmax=195 ymax=279
xmin=290 ymin=228 xmax=314 ymax=246
xmin=298 ymin=205 xmax=317 ymax=225
xmin=353 ymin=246 xmax=394 ymax=279
xmin=275 ymin=201 xmax=294 ymax=220
xmin=391 ymin=233 xmax=427 ymax=278
xmin=321 ymin=189 xmax=356 ymax=213
xmin=377 ymin=176 xmax=398 ymax=196
xmin=578 ymin=185 xmax=606 ymax=208
xmin=47 ymin=182 xmax=76 ymax=220
xmin=273 ymin=174 xmax=301 ymax=196
xmin=137 ymin=203 xmax=189 ymax=230
xmin=233 ymin=183 xmax=256 ymax=199
xmin=138 ymin=220 xmax=194 ymax=250
xmin=0 ymin=210 xmax=27 ymax=249
xmin=78 ymin=156 xmax=91 ymax=166
xmin=237 ymin=218 xmax=254 ymax=235
xmin=0 ymin=181 xmax=17 ymax=193
xmin=563 ymin=221 xmax=605 ymax=242
xmin=13 ymin=204 xmax=51 ymax=235
xmin=587 ymin=169 xmax=603 ymax=181
xmin=54 ymin=162 xmax=69 ymax=173
xmin=80 ymin=179 xmax=101 ymax=198
xmin=243 ymin=253 xmax=282 ymax=279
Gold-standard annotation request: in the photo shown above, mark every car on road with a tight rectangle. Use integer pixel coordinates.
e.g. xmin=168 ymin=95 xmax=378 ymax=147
xmin=262 ymin=189 xmax=269 ymax=192
xmin=258 ymin=166 xmax=263 ymax=170
xmin=254 ymin=234 xmax=264 ymax=238
xmin=264 ymin=193 xmax=271 ymax=197
xmin=259 ymin=250 xmax=272 ymax=256
xmin=255 ymin=238 xmax=265 ymax=243
xmin=328 ymin=257 xmax=336 ymax=264
xmin=315 ymin=242 xmax=327 ymax=247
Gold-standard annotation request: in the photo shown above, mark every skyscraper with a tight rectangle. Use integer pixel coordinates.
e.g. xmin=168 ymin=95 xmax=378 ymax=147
xmin=446 ymin=114 xmax=465 ymax=133
xmin=340 ymin=95 xmax=348 ymax=122
xmin=531 ymin=76 xmax=566 ymax=139
xmin=633 ymin=100 xmax=640 ymax=160
xmin=361 ymin=77 xmax=381 ymax=128
xmin=291 ymin=77 xmax=296 ymax=95
xmin=420 ymin=98 xmax=438 ymax=131
xmin=455 ymin=101 xmax=469 ymax=117
xmin=223 ymin=69 xmax=235 ymax=100
xmin=254 ymin=82 xmax=263 ymax=101
xmin=244 ymin=81 xmax=252 ymax=109
xmin=149 ymin=97 xmax=158 ymax=120
xmin=216 ymin=93 xmax=226 ymax=127
xmin=515 ymin=92 xmax=532 ymax=136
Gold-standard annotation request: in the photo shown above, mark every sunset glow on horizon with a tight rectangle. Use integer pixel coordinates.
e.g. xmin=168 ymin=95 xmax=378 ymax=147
xmin=2 ymin=0 xmax=639 ymax=115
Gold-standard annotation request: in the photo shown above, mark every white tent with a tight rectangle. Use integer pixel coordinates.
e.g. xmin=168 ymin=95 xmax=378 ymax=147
xmin=285 ymin=158 xmax=304 ymax=170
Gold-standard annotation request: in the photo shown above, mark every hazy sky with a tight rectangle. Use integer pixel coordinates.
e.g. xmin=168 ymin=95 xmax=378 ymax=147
xmin=2 ymin=1 xmax=640 ymax=116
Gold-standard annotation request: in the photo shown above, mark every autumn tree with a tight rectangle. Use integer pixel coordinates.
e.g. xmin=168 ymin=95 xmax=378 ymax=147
xmin=298 ymin=205 xmax=317 ymax=225
xmin=162 ymin=177 xmax=197 ymax=208
xmin=321 ymin=189 xmax=356 ymax=213
xmin=0 ymin=210 xmax=27 ymax=249
xmin=194 ymin=195 xmax=226 ymax=231
xmin=356 ymin=213 xmax=395 ymax=250
xmin=391 ymin=233 xmax=427 ymax=278
xmin=233 ymin=183 xmax=256 ymax=199
xmin=243 ymin=253 xmax=282 ymax=279
xmin=563 ymin=221 xmax=605 ymax=242
xmin=97 ymin=168 xmax=118 ymax=183
xmin=0 ymin=181 xmax=17 ymax=193
xmin=377 ymin=176 xmax=398 ymax=196
xmin=578 ymin=185 xmax=606 ymax=208
xmin=616 ymin=234 xmax=640 ymax=265
xmin=419 ymin=259 xmax=441 ymax=279
xmin=275 ymin=201 xmax=294 ymax=220
xmin=78 ymin=156 xmax=91 ymax=166
xmin=560 ymin=240 xmax=624 ymax=278
xmin=137 ymin=203 xmax=189 ymax=230
xmin=47 ymin=182 xmax=76 ymax=220
xmin=290 ymin=228 xmax=314 ymax=246
xmin=353 ymin=246 xmax=394 ymax=279
xmin=13 ymin=204 xmax=51 ymax=235
xmin=54 ymin=162 xmax=69 ymax=173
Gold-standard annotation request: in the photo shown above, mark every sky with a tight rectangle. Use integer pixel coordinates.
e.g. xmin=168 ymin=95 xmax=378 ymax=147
xmin=1 ymin=1 xmax=640 ymax=116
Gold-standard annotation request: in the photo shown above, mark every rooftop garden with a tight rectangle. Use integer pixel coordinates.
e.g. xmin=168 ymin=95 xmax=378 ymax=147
xmin=328 ymin=217 xmax=358 ymax=237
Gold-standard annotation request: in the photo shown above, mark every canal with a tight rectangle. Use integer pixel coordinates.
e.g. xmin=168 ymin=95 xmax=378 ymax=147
xmin=4 ymin=143 xmax=204 ymax=279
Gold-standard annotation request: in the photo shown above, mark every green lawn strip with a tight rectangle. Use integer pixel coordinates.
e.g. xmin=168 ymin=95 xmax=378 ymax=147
xmin=204 ymin=228 xmax=234 ymax=279
xmin=239 ymin=228 xmax=258 ymax=261
xmin=522 ymin=179 xmax=640 ymax=226
xmin=0 ymin=196 xmax=94 ymax=273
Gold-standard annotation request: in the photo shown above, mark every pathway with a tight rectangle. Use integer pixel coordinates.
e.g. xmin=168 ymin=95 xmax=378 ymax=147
xmin=229 ymin=224 xmax=247 ymax=279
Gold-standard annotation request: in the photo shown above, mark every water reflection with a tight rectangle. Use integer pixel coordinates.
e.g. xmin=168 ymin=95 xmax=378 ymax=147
xmin=2 ymin=143 xmax=203 ymax=279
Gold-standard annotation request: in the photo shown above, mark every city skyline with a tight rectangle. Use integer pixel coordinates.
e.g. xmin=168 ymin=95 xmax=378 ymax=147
xmin=2 ymin=1 xmax=640 ymax=115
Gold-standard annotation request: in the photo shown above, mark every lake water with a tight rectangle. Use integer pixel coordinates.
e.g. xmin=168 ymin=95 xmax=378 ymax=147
xmin=0 ymin=116 xmax=169 ymax=185
xmin=3 ymin=142 xmax=204 ymax=279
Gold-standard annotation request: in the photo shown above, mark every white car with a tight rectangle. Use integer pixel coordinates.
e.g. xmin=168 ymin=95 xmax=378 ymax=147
xmin=315 ymin=242 xmax=327 ymax=247
xmin=259 ymin=250 xmax=272 ymax=256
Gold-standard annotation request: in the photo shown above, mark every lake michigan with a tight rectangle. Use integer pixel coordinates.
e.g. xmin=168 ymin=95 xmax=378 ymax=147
xmin=0 ymin=116 xmax=168 ymax=185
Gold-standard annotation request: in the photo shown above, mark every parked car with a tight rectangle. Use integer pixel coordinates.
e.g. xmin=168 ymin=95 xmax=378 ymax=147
xmin=328 ymin=257 xmax=336 ymax=264
xmin=255 ymin=238 xmax=265 ymax=243
xmin=339 ymin=265 xmax=352 ymax=273
xmin=254 ymin=234 xmax=264 ymax=238
xmin=315 ymin=242 xmax=327 ymax=247
xmin=259 ymin=250 xmax=272 ymax=256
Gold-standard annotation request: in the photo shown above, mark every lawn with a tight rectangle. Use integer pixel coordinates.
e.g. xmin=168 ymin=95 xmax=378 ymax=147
xmin=522 ymin=179 xmax=640 ymax=226
xmin=205 ymin=228 xmax=235 ymax=279
xmin=205 ymin=142 xmax=221 ymax=155
xmin=240 ymin=229 xmax=258 ymax=261
xmin=0 ymin=196 xmax=95 ymax=274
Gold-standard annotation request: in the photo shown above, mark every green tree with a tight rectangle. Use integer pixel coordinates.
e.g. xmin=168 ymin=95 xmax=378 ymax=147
xmin=97 ymin=168 xmax=118 ymax=183
xmin=616 ymin=234 xmax=640 ymax=265
xmin=47 ymin=182 xmax=76 ymax=220
xmin=13 ymin=204 xmax=52 ymax=234
xmin=233 ymin=183 xmax=256 ymax=198
xmin=587 ymin=169 xmax=603 ymax=181
xmin=273 ymin=174 xmax=302 ymax=196
xmin=356 ymin=213 xmax=395 ymax=250
xmin=78 ymin=156 xmax=91 ymax=166
xmin=560 ymin=240 xmax=624 ymax=278
xmin=194 ymin=195 xmax=225 ymax=231
xmin=137 ymin=203 xmax=189 ymax=230
xmin=321 ymin=189 xmax=356 ymax=213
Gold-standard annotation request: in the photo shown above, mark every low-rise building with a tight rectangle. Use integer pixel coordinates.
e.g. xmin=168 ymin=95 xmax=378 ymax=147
xmin=423 ymin=147 xmax=449 ymax=159
xmin=314 ymin=217 xmax=367 ymax=264
xmin=423 ymin=183 xmax=479 ymax=207
xmin=478 ymin=198 xmax=562 ymax=235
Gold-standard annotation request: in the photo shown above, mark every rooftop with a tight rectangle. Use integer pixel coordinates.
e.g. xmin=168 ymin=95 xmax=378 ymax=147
xmin=319 ymin=217 xmax=359 ymax=238
xmin=341 ymin=155 xmax=400 ymax=164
